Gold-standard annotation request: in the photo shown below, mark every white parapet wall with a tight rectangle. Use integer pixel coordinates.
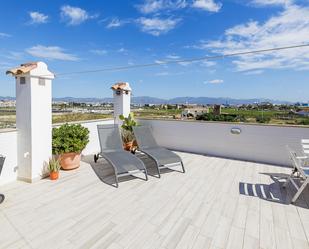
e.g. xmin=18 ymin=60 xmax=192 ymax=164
xmin=1 ymin=118 xmax=308 ymax=185
xmin=76 ymin=119 xmax=114 ymax=155
xmin=0 ymin=130 xmax=17 ymax=185
xmin=0 ymin=119 xmax=114 ymax=186
xmin=139 ymin=119 xmax=309 ymax=167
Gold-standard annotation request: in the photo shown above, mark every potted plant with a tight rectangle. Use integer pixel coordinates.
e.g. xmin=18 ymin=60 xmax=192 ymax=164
xmin=52 ymin=123 xmax=90 ymax=170
xmin=119 ymin=113 xmax=137 ymax=151
xmin=121 ymin=129 xmax=135 ymax=151
xmin=48 ymin=157 xmax=61 ymax=180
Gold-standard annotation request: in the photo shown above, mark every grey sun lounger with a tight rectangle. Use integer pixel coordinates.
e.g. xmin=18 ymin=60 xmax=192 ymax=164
xmin=283 ymin=146 xmax=309 ymax=203
xmin=94 ymin=125 xmax=148 ymax=187
xmin=133 ymin=126 xmax=185 ymax=178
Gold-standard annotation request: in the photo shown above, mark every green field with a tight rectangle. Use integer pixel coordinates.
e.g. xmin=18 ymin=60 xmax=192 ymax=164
xmin=0 ymin=109 xmax=113 ymax=129
xmin=52 ymin=113 xmax=112 ymax=123
xmin=0 ymin=106 xmax=308 ymax=128
xmin=134 ymin=108 xmax=182 ymax=119
xmin=0 ymin=108 xmax=16 ymax=129
xmin=202 ymin=107 xmax=309 ymax=125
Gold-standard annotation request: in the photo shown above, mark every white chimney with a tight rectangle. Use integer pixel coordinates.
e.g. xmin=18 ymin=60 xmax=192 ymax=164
xmin=6 ymin=62 xmax=54 ymax=182
xmin=111 ymin=82 xmax=131 ymax=124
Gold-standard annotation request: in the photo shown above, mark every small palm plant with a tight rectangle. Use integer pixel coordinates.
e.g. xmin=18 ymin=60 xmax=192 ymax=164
xmin=48 ymin=157 xmax=61 ymax=180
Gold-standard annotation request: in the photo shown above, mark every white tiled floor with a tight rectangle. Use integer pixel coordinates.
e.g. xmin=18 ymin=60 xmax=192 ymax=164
xmin=0 ymin=152 xmax=308 ymax=249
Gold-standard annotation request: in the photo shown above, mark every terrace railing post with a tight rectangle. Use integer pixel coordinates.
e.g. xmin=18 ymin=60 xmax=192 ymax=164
xmin=6 ymin=62 xmax=54 ymax=183
xmin=111 ymin=82 xmax=131 ymax=124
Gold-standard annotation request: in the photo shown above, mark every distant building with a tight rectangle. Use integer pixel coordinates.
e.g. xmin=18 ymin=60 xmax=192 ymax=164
xmin=183 ymin=104 xmax=198 ymax=108
xmin=296 ymin=110 xmax=309 ymax=117
xmin=296 ymin=111 xmax=309 ymax=117
xmin=0 ymin=100 xmax=16 ymax=107
xmin=213 ymin=104 xmax=221 ymax=115
xmin=181 ymin=107 xmax=209 ymax=119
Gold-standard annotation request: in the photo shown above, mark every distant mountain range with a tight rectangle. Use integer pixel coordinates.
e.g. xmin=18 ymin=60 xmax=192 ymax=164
xmin=131 ymin=96 xmax=293 ymax=105
xmin=0 ymin=96 xmax=15 ymax=101
xmin=49 ymin=96 xmax=295 ymax=105
xmin=0 ymin=96 xmax=294 ymax=105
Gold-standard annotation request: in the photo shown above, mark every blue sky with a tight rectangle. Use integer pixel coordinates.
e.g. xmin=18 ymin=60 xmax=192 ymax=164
xmin=0 ymin=0 xmax=308 ymax=102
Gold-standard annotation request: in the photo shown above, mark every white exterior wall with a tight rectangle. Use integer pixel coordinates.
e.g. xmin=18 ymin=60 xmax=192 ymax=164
xmin=30 ymin=78 xmax=52 ymax=180
xmin=16 ymin=76 xmax=53 ymax=182
xmin=0 ymin=130 xmax=17 ymax=185
xmin=76 ymin=119 xmax=114 ymax=155
xmin=0 ymin=119 xmax=114 ymax=186
xmin=16 ymin=76 xmax=32 ymax=181
xmin=113 ymin=91 xmax=131 ymax=124
xmin=12 ymin=62 xmax=55 ymax=182
xmin=139 ymin=119 xmax=309 ymax=167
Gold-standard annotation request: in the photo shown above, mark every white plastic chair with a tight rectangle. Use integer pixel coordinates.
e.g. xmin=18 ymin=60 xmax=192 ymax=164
xmin=301 ymin=139 xmax=309 ymax=155
xmin=283 ymin=146 xmax=309 ymax=203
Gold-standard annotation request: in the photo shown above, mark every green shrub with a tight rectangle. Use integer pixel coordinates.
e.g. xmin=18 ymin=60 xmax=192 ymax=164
xmin=297 ymin=118 xmax=309 ymax=125
xmin=196 ymin=113 xmax=246 ymax=122
xmin=255 ymin=116 xmax=271 ymax=123
xmin=52 ymin=124 xmax=90 ymax=155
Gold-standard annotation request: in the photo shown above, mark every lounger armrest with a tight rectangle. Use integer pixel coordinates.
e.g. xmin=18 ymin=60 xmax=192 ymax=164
xmin=296 ymin=156 xmax=308 ymax=160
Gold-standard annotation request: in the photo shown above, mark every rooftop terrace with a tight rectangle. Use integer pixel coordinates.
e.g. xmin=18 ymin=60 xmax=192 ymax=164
xmin=1 ymin=151 xmax=309 ymax=249
xmin=1 ymin=63 xmax=308 ymax=249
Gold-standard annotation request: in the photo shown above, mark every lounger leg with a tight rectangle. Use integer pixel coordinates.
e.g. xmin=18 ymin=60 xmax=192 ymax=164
xmin=157 ymin=164 xmax=161 ymax=178
xmin=0 ymin=194 xmax=4 ymax=204
xmin=291 ymin=178 xmax=309 ymax=203
xmin=283 ymin=172 xmax=294 ymax=188
xmin=145 ymin=170 xmax=148 ymax=181
xmin=94 ymin=154 xmax=99 ymax=163
xmin=181 ymin=161 xmax=185 ymax=173
xmin=115 ymin=175 xmax=119 ymax=188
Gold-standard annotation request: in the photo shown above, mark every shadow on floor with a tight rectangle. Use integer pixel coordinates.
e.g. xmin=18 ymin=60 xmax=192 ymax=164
xmin=82 ymin=152 xmax=177 ymax=187
xmin=134 ymin=151 xmax=178 ymax=177
xmin=83 ymin=155 xmax=140 ymax=187
xmin=239 ymin=172 xmax=309 ymax=209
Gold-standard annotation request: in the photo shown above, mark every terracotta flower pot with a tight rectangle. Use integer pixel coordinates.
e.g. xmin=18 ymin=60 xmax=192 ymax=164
xmin=59 ymin=152 xmax=81 ymax=170
xmin=133 ymin=140 xmax=138 ymax=147
xmin=50 ymin=171 xmax=59 ymax=180
xmin=123 ymin=141 xmax=133 ymax=151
